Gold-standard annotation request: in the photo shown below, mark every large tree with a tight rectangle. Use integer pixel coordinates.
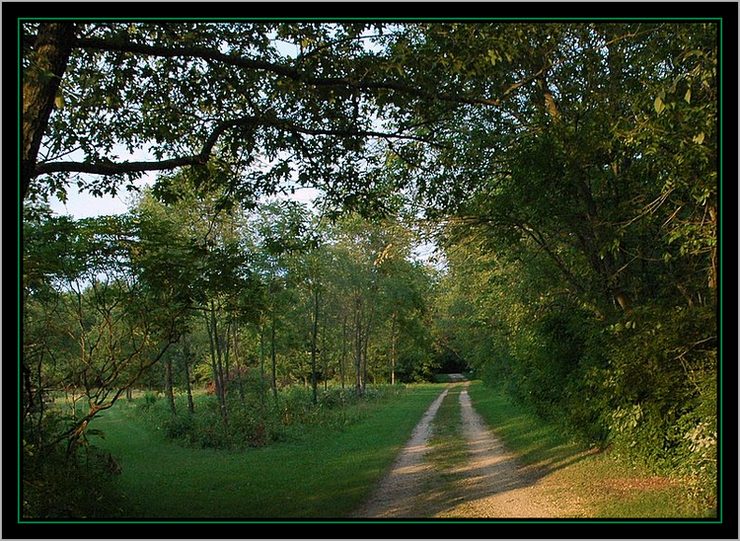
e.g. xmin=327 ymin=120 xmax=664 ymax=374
xmin=22 ymin=21 xmax=504 ymax=208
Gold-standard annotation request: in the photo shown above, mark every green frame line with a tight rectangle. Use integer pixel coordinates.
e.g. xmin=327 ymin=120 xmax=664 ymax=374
xmin=16 ymin=15 xmax=725 ymax=528
xmin=716 ymin=14 xmax=724 ymax=528
xmin=17 ymin=17 xmax=724 ymax=22
xmin=17 ymin=18 xmax=23 ymax=528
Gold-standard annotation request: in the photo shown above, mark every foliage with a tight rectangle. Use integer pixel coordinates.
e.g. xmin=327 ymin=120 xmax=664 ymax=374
xmin=23 ymin=21 xmax=458 ymax=213
xmin=22 ymin=423 xmax=125 ymax=518
xmin=597 ymin=305 xmax=717 ymax=507
xmin=22 ymin=212 xmax=190 ymax=452
xmin=425 ymin=22 xmax=718 ymax=514
xmin=437 ymin=229 xmax=717 ymax=510
xmin=140 ymin=378 xmax=404 ymax=451
xmin=20 ymin=20 xmax=720 ymax=519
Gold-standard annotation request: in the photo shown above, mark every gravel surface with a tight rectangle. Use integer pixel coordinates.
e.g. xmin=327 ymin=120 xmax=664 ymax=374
xmin=352 ymin=379 xmax=586 ymax=519
xmin=350 ymin=388 xmax=449 ymax=518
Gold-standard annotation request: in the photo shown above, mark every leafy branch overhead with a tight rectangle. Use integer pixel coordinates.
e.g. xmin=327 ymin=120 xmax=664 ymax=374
xmin=23 ymin=22 xmax=508 ymax=203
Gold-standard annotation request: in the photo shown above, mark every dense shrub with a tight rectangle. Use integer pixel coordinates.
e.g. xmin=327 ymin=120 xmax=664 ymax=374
xmin=598 ymin=305 xmax=717 ymax=506
xmin=22 ymin=417 xmax=125 ymax=519
xmin=473 ymin=299 xmax=716 ymax=512
xmin=142 ymin=383 xmax=402 ymax=451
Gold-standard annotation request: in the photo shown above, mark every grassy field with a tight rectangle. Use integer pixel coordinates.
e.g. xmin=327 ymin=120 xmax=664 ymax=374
xmin=91 ymin=384 xmax=445 ymax=519
xmin=467 ymin=380 xmax=715 ymax=518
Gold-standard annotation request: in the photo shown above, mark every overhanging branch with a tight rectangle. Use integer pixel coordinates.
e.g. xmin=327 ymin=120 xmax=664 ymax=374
xmin=34 ymin=154 xmax=209 ymax=176
xmin=75 ymin=36 xmax=504 ymax=109
xmin=33 ymin=114 xmax=443 ymax=178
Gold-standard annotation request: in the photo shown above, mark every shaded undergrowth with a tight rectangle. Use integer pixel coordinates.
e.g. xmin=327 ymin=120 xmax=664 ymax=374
xmin=467 ymin=380 xmax=716 ymax=518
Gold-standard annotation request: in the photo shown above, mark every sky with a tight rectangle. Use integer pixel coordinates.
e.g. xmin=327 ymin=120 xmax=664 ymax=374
xmin=47 ymin=177 xmax=322 ymax=219
xmin=49 ymin=180 xmax=150 ymax=218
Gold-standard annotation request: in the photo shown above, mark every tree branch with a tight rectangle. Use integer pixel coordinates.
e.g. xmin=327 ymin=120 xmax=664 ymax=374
xmin=516 ymin=222 xmax=587 ymax=295
xmin=34 ymin=154 xmax=209 ymax=177
xmin=75 ymin=35 xmax=504 ymax=109
xmin=33 ymin=114 xmax=443 ymax=178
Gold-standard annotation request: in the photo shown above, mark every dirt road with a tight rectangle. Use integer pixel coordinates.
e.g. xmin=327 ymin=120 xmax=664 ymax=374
xmin=352 ymin=379 xmax=586 ymax=518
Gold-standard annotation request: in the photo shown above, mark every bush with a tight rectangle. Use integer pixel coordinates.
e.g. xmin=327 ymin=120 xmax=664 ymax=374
xmin=475 ymin=298 xmax=717 ymax=514
xmin=140 ymin=383 xmax=401 ymax=451
xmin=22 ymin=430 xmax=125 ymax=519
xmin=137 ymin=390 xmax=160 ymax=412
xmin=593 ymin=304 xmax=717 ymax=513
xmin=161 ymin=412 xmax=194 ymax=440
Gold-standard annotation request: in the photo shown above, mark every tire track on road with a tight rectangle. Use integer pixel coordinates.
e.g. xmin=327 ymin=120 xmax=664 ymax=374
xmin=351 ymin=387 xmax=449 ymax=518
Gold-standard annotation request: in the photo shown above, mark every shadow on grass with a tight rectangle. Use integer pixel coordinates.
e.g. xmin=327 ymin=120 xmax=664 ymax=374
xmin=92 ymin=385 xmax=449 ymax=519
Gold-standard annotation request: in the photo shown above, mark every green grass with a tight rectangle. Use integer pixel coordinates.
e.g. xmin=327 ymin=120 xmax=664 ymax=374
xmin=91 ymin=384 xmax=446 ymax=519
xmin=466 ymin=380 xmax=714 ymax=518
xmin=426 ymin=385 xmax=467 ymax=471
xmin=466 ymin=380 xmax=583 ymax=467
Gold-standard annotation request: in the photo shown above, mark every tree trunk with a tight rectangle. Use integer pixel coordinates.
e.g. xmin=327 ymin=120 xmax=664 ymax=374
xmin=390 ymin=311 xmax=398 ymax=385
xmin=22 ymin=23 xmax=76 ymax=200
xmin=339 ymin=314 xmax=347 ymax=390
xmin=354 ymin=298 xmax=363 ymax=396
xmin=232 ymin=322 xmax=245 ymax=404
xmin=182 ymin=336 xmax=195 ymax=414
xmin=271 ymin=309 xmax=278 ymax=402
xmin=362 ymin=294 xmax=375 ymax=396
xmin=214 ymin=313 xmax=228 ymax=424
xmin=321 ymin=321 xmax=328 ymax=392
xmin=536 ymin=72 xmax=560 ymax=121
xmin=223 ymin=319 xmax=232 ymax=386
xmin=362 ymin=324 xmax=369 ymax=396
xmin=259 ymin=322 xmax=266 ymax=408
xmin=183 ymin=358 xmax=195 ymax=414
xmin=708 ymin=205 xmax=717 ymax=299
xmin=310 ymin=286 xmax=320 ymax=405
xmin=207 ymin=304 xmax=228 ymax=424
xmin=21 ymin=361 xmax=33 ymax=420
xmin=164 ymin=357 xmax=176 ymax=415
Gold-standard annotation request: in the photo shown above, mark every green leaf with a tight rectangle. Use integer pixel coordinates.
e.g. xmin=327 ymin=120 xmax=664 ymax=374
xmin=684 ymin=87 xmax=692 ymax=103
xmin=54 ymin=93 xmax=64 ymax=110
xmin=692 ymin=132 xmax=705 ymax=145
xmin=654 ymin=96 xmax=665 ymax=114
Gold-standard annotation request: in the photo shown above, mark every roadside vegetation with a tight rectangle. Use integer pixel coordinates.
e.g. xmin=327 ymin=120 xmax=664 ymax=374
xmin=32 ymin=384 xmax=443 ymax=518
xmin=468 ymin=381 xmax=716 ymax=518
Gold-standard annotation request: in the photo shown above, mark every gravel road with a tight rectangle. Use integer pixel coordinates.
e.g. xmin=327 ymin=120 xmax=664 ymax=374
xmin=352 ymin=378 xmax=585 ymax=518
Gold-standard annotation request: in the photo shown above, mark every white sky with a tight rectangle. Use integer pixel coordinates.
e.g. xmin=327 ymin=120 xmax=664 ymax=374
xmin=47 ymin=178 xmax=322 ymax=219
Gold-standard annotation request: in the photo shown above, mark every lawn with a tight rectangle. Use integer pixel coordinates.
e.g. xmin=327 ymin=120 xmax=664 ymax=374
xmin=92 ymin=384 xmax=445 ymax=519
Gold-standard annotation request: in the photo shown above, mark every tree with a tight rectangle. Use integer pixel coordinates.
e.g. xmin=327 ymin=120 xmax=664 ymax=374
xmin=22 ymin=21 xmax=497 ymax=208
xmin=22 ymin=211 xmax=191 ymax=451
xmin=403 ymin=23 xmax=718 ymax=312
xmin=133 ymin=171 xmax=266 ymax=423
xmin=411 ymin=22 xmax=718 ymax=507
